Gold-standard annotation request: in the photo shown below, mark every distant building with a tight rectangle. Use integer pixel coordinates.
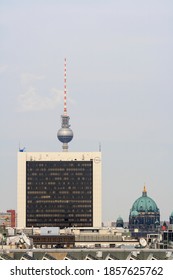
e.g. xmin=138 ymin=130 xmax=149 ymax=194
xmin=0 ymin=210 xmax=16 ymax=228
xmin=128 ymin=186 xmax=160 ymax=237
xmin=60 ymin=226 xmax=133 ymax=249
xmin=7 ymin=210 xmax=16 ymax=227
xmin=0 ymin=212 xmax=11 ymax=227
xmin=30 ymin=234 xmax=75 ymax=249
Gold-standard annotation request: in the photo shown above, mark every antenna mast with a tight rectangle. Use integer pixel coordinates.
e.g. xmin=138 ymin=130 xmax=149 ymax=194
xmin=64 ymin=58 xmax=67 ymax=115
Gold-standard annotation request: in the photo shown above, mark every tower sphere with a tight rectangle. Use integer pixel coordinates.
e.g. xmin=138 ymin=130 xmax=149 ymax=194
xmin=57 ymin=127 xmax=73 ymax=143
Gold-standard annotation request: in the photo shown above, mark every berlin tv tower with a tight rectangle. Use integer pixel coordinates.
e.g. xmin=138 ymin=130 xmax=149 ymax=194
xmin=57 ymin=58 xmax=73 ymax=151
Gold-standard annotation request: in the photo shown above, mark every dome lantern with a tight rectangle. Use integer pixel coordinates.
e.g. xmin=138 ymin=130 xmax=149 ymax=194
xmin=142 ymin=185 xmax=147 ymax=197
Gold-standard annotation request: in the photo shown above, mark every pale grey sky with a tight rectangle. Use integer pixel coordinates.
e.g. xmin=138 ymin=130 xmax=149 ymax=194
xmin=1 ymin=0 xmax=173 ymax=224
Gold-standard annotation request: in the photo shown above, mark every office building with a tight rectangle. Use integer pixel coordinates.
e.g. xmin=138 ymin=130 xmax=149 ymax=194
xmin=17 ymin=151 xmax=101 ymax=228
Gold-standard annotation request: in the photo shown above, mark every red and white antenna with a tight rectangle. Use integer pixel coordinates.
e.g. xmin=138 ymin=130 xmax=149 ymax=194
xmin=64 ymin=58 xmax=67 ymax=115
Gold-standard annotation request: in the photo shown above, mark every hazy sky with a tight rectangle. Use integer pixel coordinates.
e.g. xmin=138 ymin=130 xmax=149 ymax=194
xmin=1 ymin=0 xmax=173 ymax=224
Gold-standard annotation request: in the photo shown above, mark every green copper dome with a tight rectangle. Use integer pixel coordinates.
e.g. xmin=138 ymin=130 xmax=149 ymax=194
xmin=130 ymin=186 xmax=159 ymax=216
xmin=131 ymin=210 xmax=139 ymax=217
xmin=116 ymin=216 xmax=124 ymax=227
xmin=170 ymin=211 xmax=173 ymax=217
xmin=117 ymin=216 xmax=123 ymax=222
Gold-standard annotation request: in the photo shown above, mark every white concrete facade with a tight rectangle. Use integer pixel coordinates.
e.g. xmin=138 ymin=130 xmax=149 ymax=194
xmin=17 ymin=151 xmax=102 ymax=228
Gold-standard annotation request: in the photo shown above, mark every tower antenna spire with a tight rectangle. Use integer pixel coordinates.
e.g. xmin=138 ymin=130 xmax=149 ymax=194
xmin=64 ymin=58 xmax=67 ymax=115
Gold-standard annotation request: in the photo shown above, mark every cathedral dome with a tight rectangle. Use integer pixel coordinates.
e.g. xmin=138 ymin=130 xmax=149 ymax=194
xmin=129 ymin=186 xmax=160 ymax=237
xmin=130 ymin=186 xmax=159 ymax=216
xmin=116 ymin=216 xmax=124 ymax=227
xmin=117 ymin=216 xmax=123 ymax=222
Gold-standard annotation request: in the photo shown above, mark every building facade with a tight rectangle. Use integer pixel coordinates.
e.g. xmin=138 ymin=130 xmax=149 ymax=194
xmin=7 ymin=210 xmax=16 ymax=227
xmin=17 ymin=151 xmax=101 ymax=228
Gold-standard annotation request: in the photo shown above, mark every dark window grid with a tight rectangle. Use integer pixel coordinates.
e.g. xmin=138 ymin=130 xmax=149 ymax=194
xmin=25 ymin=162 xmax=92 ymax=226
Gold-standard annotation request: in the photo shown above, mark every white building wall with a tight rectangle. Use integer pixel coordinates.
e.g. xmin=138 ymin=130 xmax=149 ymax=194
xmin=17 ymin=152 xmax=27 ymax=228
xmin=17 ymin=152 xmax=102 ymax=228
